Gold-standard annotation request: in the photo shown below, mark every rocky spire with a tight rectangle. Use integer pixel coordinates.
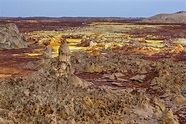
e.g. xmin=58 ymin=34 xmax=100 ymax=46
xmin=43 ymin=45 xmax=52 ymax=60
xmin=56 ymin=38 xmax=74 ymax=77
xmin=41 ymin=40 xmax=52 ymax=68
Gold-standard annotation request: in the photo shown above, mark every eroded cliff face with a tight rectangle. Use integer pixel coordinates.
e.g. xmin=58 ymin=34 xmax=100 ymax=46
xmin=0 ymin=23 xmax=27 ymax=50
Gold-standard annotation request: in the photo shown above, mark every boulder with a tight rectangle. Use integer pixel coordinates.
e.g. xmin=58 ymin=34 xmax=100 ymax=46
xmin=181 ymin=85 xmax=186 ymax=97
xmin=130 ymin=74 xmax=146 ymax=83
xmin=85 ymin=62 xmax=102 ymax=73
xmin=0 ymin=23 xmax=27 ymax=50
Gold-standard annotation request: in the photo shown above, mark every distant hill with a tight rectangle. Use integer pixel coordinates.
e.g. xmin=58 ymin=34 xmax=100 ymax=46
xmin=142 ymin=11 xmax=186 ymax=24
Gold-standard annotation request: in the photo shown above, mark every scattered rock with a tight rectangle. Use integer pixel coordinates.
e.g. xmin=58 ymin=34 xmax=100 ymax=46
xmin=130 ymin=74 xmax=146 ymax=83
xmin=111 ymin=82 xmax=123 ymax=87
xmin=134 ymin=104 xmax=154 ymax=119
xmin=173 ymin=95 xmax=186 ymax=105
xmin=85 ymin=62 xmax=102 ymax=73
xmin=181 ymin=86 xmax=186 ymax=97
xmin=1 ymin=18 xmax=186 ymax=124
xmin=102 ymin=74 xmax=109 ymax=78
xmin=109 ymin=74 xmax=115 ymax=80
xmin=68 ymin=74 xmax=91 ymax=87
xmin=117 ymin=78 xmax=128 ymax=82
xmin=114 ymin=72 xmax=124 ymax=77
xmin=106 ymin=73 xmax=125 ymax=80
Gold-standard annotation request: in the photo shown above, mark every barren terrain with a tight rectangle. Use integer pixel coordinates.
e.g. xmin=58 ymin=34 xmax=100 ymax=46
xmin=0 ymin=17 xmax=186 ymax=124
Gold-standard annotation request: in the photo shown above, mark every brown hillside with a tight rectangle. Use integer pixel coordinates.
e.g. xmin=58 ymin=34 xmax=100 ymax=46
xmin=142 ymin=11 xmax=186 ymax=24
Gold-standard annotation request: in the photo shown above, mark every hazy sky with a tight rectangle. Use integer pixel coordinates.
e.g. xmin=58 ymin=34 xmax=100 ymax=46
xmin=0 ymin=0 xmax=185 ymax=17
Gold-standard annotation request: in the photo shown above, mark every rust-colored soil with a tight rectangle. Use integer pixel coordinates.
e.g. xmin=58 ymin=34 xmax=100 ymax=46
xmin=0 ymin=48 xmax=40 ymax=78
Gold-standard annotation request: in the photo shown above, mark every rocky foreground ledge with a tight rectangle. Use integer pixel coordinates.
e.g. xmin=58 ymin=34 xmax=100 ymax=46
xmin=0 ymin=39 xmax=186 ymax=124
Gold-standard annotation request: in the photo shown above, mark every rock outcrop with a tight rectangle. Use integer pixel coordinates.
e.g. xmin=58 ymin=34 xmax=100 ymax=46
xmin=56 ymin=39 xmax=74 ymax=77
xmin=0 ymin=23 xmax=27 ymax=50
xmin=142 ymin=11 xmax=186 ymax=24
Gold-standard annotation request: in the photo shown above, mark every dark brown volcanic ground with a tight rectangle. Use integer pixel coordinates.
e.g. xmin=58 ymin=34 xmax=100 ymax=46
xmin=0 ymin=17 xmax=141 ymax=32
